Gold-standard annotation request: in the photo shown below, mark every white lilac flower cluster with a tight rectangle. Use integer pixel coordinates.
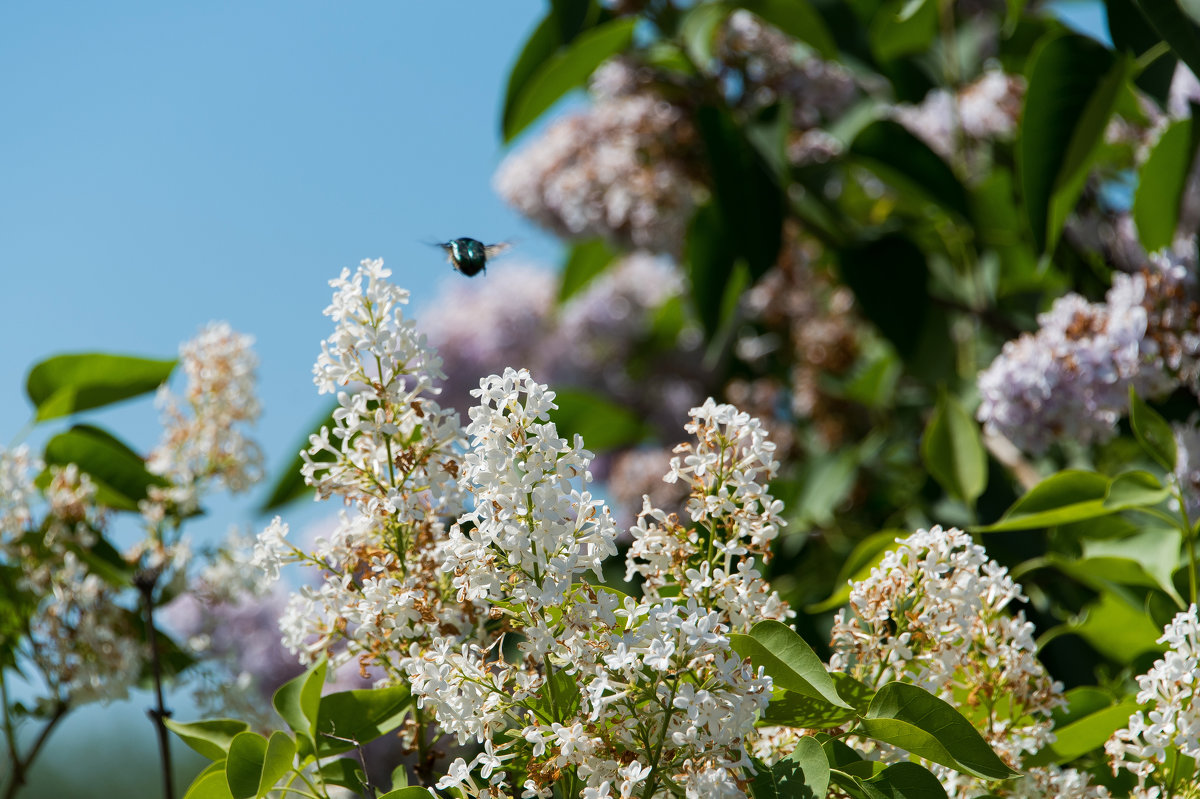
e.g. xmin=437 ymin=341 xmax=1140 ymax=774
xmin=145 ymin=321 xmax=263 ymax=519
xmin=892 ymin=69 xmax=1024 ymax=174
xmin=255 ymin=260 xmax=475 ymax=680
xmin=977 ymin=251 xmax=1200 ymax=455
xmin=0 ymin=458 xmax=144 ymax=706
xmin=828 ymin=526 xmax=1108 ymax=798
xmin=1106 ymin=604 xmax=1200 ymax=797
xmin=405 ymin=385 xmax=774 ymax=799
xmin=494 ymin=87 xmax=701 ymax=255
xmin=626 ymin=399 xmax=793 ymax=632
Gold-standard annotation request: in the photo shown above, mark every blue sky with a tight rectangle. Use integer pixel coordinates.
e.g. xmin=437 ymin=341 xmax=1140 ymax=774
xmin=1 ymin=3 xmax=564 ymax=790
xmin=1 ymin=1 xmax=564 ymax=537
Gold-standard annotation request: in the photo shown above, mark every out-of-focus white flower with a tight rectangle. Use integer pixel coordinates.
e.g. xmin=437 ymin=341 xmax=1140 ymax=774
xmin=146 ymin=321 xmax=263 ymax=515
xmin=0 ymin=444 xmax=39 ymax=544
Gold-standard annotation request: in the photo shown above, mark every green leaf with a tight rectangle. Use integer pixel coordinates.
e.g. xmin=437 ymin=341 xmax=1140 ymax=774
xmin=272 ymin=660 xmax=326 ymax=751
xmin=1104 ymin=470 xmax=1171 ymax=509
xmin=1128 ymin=0 xmax=1200 ymax=79
xmin=182 ymin=768 xmax=235 ymax=799
xmin=973 ymin=470 xmax=1112 ymax=532
xmin=837 ymin=235 xmax=933 ymax=361
xmin=377 ymin=789 xmax=437 ymax=799
xmin=503 ymin=17 xmax=637 ymax=141
xmin=258 ymin=731 xmax=296 ymax=797
xmin=316 ymin=684 xmax=412 ymax=756
xmin=1081 ymin=526 xmax=1184 ymax=603
xmin=558 ymin=238 xmax=617 ymax=302
xmin=1019 ymin=34 xmax=1129 ymax=252
xmin=695 ymin=104 xmax=785 ymax=281
xmin=1057 ymin=592 xmax=1167 ymax=663
xmin=808 ymin=531 xmax=904 ymax=613
xmin=761 ymin=674 xmax=873 ymax=728
xmin=550 ymin=388 xmax=648 ymax=451
xmin=40 ymin=424 xmax=169 ymax=512
xmin=869 ymin=0 xmax=938 ymax=60
xmin=681 ymin=3 xmax=730 ymax=69
xmin=1106 ymin=0 xmax=1178 ymax=104
xmin=866 ymin=762 xmax=949 ymax=798
xmin=861 ymin=682 xmax=1018 ymax=780
xmin=1129 ymin=386 xmax=1178 ymax=471
xmin=730 ymin=620 xmax=851 ymax=709
xmin=25 ymin=353 xmax=176 ymax=422
xmin=921 ymin=390 xmax=987 ymax=506
xmin=685 ymin=202 xmax=738 ymax=341
xmin=750 ymin=736 xmax=831 ymax=799
xmin=317 ymin=758 xmax=369 ymax=793
xmin=164 ymin=718 xmax=250 ymax=762
xmin=851 ymin=120 xmax=970 ymax=220
xmin=260 ymin=400 xmax=338 ymax=513
xmin=1025 ymin=698 xmax=1140 ymax=766
xmin=740 ymin=0 xmax=837 ymax=58
xmin=1135 ymin=117 xmax=1200 ymax=251
xmin=225 ymin=732 xmax=268 ymax=799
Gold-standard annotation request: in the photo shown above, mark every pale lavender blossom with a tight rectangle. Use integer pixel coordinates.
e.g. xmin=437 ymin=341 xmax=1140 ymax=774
xmin=494 ymin=94 xmax=701 ymax=255
xmin=977 ymin=253 xmax=1200 ymax=455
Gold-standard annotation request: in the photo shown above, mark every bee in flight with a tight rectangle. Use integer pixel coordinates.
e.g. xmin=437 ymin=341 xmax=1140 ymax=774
xmin=434 ymin=238 xmax=511 ymax=277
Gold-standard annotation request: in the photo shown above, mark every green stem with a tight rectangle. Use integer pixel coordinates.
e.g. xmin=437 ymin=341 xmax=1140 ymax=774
xmin=640 ymin=679 xmax=679 ymax=799
xmin=1 ymin=695 xmax=67 ymax=799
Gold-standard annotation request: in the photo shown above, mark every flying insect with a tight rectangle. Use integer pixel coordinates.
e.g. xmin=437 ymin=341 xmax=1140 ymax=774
xmin=435 ymin=238 xmax=511 ymax=277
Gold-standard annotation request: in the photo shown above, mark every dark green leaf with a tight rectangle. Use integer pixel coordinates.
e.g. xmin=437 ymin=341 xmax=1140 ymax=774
xmin=837 ymin=235 xmax=931 ymax=361
xmin=1134 ymin=118 xmax=1200 ymax=251
xmin=40 ymin=424 xmax=169 ymax=512
xmin=558 ymin=238 xmax=617 ymax=302
xmin=1128 ymin=0 xmax=1200 ymax=79
xmin=225 ymin=732 xmax=268 ymax=799
xmin=25 ymin=353 xmax=176 ymax=422
xmin=550 ymin=388 xmax=648 ymax=451
xmin=260 ymin=400 xmax=338 ymax=513
xmin=686 ymin=202 xmax=739 ymax=341
xmin=861 ymin=682 xmax=1018 ymax=780
xmin=1129 ymin=386 xmax=1178 ymax=471
xmin=1106 ymin=0 xmax=1177 ymax=103
xmin=503 ymin=17 xmax=638 ymax=142
xmin=1019 ymin=34 xmax=1128 ymax=252
xmin=865 ymin=762 xmax=949 ymax=798
xmin=730 ymin=620 xmax=851 ymax=709
xmin=317 ymin=758 xmax=369 ymax=793
xmin=273 ymin=660 xmax=326 ymax=751
xmin=851 ymin=120 xmax=970 ymax=219
xmin=696 ymin=104 xmax=785 ymax=281
xmin=1104 ymin=470 xmax=1170 ymax=509
xmin=316 ymin=684 xmax=412 ymax=757
xmin=164 ymin=718 xmax=250 ymax=762
xmin=973 ymin=470 xmax=1111 ymax=532
xmin=762 ymin=674 xmax=873 ymax=727
xmin=921 ymin=390 xmax=987 ymax=506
